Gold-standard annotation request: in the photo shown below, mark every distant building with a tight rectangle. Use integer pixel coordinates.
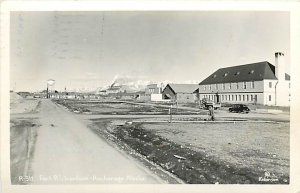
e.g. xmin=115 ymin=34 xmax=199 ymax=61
xmin=162 ymin=84 xmax=199 ymax=103
xmin=17 ymin=92 xmax=32 ymax=98
xmin=199 ymin=52 xmax=290 ymax=106
xmin=134 ymin=91 xmax=150 ymax=101
xmin=97 ymin=90 xmax=108 ymax=96
xmin=145 ymin=84 xmax=164 ymax=102
xmin=106 ymin=86 xmax=123 ymax=94
xmin=145 ymin=84 xmax=162 ymax=95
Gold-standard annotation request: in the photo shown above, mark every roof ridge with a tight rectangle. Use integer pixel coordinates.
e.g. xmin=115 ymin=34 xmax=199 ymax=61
xmin=199 ymin=61 xmax=277 ymax=85
xmin=218 ymin=61 xmax=270 ymax=70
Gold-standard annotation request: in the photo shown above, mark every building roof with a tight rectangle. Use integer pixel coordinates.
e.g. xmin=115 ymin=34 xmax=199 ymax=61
xmin=165 ymin=84 xmax=199 ymax=94
xmin=199 ymin=61 xmax=290 ymax=85
xmin=147 ymin=84 xmax=158 ymax=89
xmin=107 ymin=86 xmax=121 ymax=91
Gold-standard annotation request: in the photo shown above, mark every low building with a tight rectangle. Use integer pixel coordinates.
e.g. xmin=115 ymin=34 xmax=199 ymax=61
xmin=162 ymin=84 xmax=199 ymax=103
xmin=145 ymin=84 xmax=164 ymax=102
xmin=106 ymin=86 xmax=123 ymax=94
xmin=145 ymin=84 xmax=162 ymax=95
xmin=199 ymin=52 xmax=290 ymax=106
xmin=134 ymin=91 xmax=150 ymax=101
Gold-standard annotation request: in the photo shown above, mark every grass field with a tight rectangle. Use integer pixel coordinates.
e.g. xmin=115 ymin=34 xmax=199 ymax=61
xmin=142 ymin=122 xmax=289 ymax=179
xmin=54 ymin=99 xmax=204 ymax=115
xmin=91 ymin=120 xmax=289 ymax=184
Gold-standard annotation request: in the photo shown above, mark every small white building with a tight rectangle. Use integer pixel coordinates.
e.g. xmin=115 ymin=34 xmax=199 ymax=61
xmin=199 ymin=52 xmax=290 ymax=106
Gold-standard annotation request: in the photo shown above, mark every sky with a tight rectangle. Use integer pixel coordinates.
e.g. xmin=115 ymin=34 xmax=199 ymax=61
xmin=10 ymin=11 xmax=290 ymax=92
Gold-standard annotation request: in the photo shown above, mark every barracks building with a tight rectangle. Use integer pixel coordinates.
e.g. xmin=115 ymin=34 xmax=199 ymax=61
xmin=198 ymin=52 xmax=290 ymax=106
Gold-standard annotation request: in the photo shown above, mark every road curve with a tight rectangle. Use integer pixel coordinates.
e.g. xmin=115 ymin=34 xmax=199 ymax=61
xmin=31 ymin=99 xmax=165 ymax=184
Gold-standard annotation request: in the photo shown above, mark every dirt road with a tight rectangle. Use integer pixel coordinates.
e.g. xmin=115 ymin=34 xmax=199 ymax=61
xmin=31 ymin=100 xmax=165 ymax=184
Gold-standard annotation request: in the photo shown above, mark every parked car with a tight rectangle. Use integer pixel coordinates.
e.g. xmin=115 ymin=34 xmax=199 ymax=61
xmin=229 ymin=104 xmax=250 ymax=113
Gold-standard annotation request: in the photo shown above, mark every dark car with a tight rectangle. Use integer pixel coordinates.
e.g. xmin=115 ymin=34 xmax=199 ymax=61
xmin=229 ymin=104 xmax=250 ymax=113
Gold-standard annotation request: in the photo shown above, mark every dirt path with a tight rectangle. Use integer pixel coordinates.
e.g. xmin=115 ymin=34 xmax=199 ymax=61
xmin=31 ymin=100 xmax=165 ymax=184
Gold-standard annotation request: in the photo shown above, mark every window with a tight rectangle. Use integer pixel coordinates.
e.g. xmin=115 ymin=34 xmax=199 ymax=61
xmin=243 ymin=82 xmax=247 ymax=89
xmin=243 ymin=95 xmax=245 ymax=101
xmin=232 ymin=95 xmax=234 ymax=101
xmin=251 ymin=95 xmax=253 ymax=101
xmin=215 ymin=84 xmax=218 ymax=90
xmin=228 ymin=83 xmax=232 ymax=90
xmin=225 ymin=95 xmax=227 ymax=101
xmin=239 ymin=95 xmax=241 ymax=101
xmin=222 ymin=83 xmax=225 ymax=90
xmin=269 ymin=95 xmax=272 ymax=101
xmin=269 ymin=82 xmax=272 ymax=88
xmin=222 ymin=95 xmax=224 ymax=101
xmin=228 ymin=95 xmax=231 ymax=101
xmin=236 ymin=82 xmax=239 ymax=89
xmin=209 ymin=85 xmax=212 ymax=90
xmin=235 ymin=95 xmax=238 ymax=101
xmin=247 ymin=95 xmax=249 ymax=101
xmin=254 ymin=95 xmax=257 ymax=102
xmin=204 ymin=85 xmax=206 ymax=91
xmin=251 ymin=81 xmax=255 ymax=89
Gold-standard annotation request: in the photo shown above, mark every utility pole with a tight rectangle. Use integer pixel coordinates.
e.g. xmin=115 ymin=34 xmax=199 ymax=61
xmin=169 ymin=104 xmax=173 ymax=123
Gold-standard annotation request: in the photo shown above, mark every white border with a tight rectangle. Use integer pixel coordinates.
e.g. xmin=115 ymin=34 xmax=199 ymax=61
xmin=1 ymin=1 xmax=300 ymax=193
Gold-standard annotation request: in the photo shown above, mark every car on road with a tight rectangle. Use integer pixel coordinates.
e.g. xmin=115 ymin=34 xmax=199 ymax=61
xmin=229 ymin=104 xmax=250 ymax=113
xmin=201 ymin=99 xmax=221 ymax=110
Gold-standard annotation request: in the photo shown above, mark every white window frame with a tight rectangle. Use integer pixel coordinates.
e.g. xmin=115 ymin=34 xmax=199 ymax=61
xmin=251 ymin=81 xmax=255 ymax=89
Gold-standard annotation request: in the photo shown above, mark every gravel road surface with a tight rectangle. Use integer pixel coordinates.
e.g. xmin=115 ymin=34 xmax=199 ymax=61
xmin=31 ymin=100 xmax=165 ymax=184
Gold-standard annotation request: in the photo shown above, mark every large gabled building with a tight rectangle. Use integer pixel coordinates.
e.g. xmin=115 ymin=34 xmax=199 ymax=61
xmin=199 ymin=52 xmax=290 ymax=106
xmin=162 ymin=84 xmax=199 ymax=103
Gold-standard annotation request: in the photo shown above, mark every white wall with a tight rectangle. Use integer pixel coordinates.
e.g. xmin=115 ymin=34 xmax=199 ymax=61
xmin=199 ymin=81 xmax=264 ymax=94
xmin=150 ymin=94 xmax=163 ymax=101
xmin=262 ymin=79 xmax=290 ymax=106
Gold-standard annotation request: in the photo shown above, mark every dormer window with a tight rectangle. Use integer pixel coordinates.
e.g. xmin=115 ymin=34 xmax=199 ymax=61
xmin=234 ymin=72 xmax=240 ymax=76
xmin=213 ymin=74 xmax=217 ymax=78
xmin=223 ymin=72 xmax=228 ymax=77
xmin=249 ymin=70 xmax=254 ymax=74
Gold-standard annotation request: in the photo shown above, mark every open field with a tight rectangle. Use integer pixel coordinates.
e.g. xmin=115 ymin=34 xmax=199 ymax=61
xmin=54 ymin=99 xmax=206 ymax=115
xmin=10 ymin=99 xmax=41 ymax=114
xmin=90 ymin=120 xmax=289 ymax=184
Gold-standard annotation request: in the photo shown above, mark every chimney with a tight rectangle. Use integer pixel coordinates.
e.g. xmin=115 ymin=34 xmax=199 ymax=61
xmin=275 ymin=52 xmax=285 ymax=82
